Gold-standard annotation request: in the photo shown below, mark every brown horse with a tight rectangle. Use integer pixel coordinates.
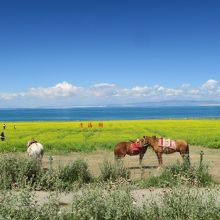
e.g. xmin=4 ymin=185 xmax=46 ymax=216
xmin=144 ymin=136 xmax=190 ymax=167
xmin=114 ymin=137 xmax=149 ymax=167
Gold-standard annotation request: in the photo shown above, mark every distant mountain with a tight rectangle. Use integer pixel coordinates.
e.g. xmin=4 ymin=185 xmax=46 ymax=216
xmin=3 ymin=100 xmax=220 ymax=109
xmin=105 ymin=100 xmax=220 ymax=107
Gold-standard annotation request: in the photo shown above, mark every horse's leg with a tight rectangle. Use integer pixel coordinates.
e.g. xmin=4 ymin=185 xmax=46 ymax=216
xmin=114 ymin=153 xmax=125 ymax=166
xmin=156 ymin=152 xmax=163 ymax=167
xmin=114 ymin=155 xmax=121 ymax=164
xmin=139 ymin=153 xmax=144 ymax=168
xmin=180 ymin=148 xmax=190 ymax=166
xmin=139 ymin=153 xmax=145 ymax=179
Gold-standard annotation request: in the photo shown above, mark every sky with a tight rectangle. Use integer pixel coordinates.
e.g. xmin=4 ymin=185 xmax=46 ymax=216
xmin=0 ymin=0 xmax=220 ymax=107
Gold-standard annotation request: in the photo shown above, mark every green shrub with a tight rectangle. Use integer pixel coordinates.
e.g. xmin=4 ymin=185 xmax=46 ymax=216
xmin=99 ymin=160 xmax=130 ymax=181
xmin=0 ymin=156 xmax=93 ymax=191
xmin=0 ymin=189 xmax=60 ymax=220
xmin=104 ymin=190 xmax=142 ymax=220
xmin=71 ymin=188 xmax=142 ymax=220
xmin=35 ymin=169 xmax=61 ymax=191
xmin=195 ymin=163 xmax=213 ymax=186
xmin=58 ymin=159 xmax=92 ymax=185
xmin=143 ymin=187 xmax=220 ymax=219
xmin=138 ymin=161 xmax=213 ymax=188
xmin=0 ymin=156 xmax=41 ymax=189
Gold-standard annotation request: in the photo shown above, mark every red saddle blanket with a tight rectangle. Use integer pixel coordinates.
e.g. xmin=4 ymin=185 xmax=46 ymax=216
xmin=130 ymin=142 xmax=141 ymax=152
xmin=159 ymin=138 xmax=176 ymax=150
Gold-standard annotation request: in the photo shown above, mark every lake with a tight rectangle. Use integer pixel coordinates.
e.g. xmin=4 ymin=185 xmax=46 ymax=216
xmin=0 ymin=106 xmax=220 ymax=121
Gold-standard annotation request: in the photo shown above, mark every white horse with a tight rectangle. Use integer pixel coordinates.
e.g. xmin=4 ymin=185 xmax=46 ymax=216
xmin=27 ymin=139 xmax=44 ymax=161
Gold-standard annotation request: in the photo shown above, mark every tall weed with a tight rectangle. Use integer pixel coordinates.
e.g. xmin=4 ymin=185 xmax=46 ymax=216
xmin=58 ymin=158 xmax=92 ymax=185
xmin=0 ymin=189 xmax=60 ymax=220
xmin=139 ymin=161 xmax=213 ymax=188
xmin=143 ymin=187 xmax=220 ymax=219
xmin=71 ymin=188 xmax=142 ymax=220
xmin=99 ymin=160 xmax=130 ymax=181
xmin=0 ymin=156 xmax=41 ymax=189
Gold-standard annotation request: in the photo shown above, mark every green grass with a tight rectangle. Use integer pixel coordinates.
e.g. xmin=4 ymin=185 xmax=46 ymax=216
xmin=137 ymin=161 xmax=213 ymax=188
xmin=1 ymin=119 xmax=220 ymax=152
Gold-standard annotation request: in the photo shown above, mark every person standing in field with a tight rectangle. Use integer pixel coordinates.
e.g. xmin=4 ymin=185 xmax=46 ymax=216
xmin=3 ymin=124 xmax=6 ymax=130
xmin=88 ymin=122 xmax=93 ymax=128
xmin=98 ymin=122 xmax=104 ymax=128
xmin=0 ymin=132 xmax=5 ymax=141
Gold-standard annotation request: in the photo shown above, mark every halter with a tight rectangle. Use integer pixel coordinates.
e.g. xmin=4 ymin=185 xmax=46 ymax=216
xmin=27 ymin=140 xmax=38 ymax=147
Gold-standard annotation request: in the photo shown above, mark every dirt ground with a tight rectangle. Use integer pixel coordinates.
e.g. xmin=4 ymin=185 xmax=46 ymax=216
xmin=30 ymin=187 xmax=220 ymax=210
xmin=42 ymin=145 xmax=220 ymax=183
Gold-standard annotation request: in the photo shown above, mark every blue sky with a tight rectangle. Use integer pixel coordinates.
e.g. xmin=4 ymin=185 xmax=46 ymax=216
xmin=0 ymin=0 xmax=220 ymax=107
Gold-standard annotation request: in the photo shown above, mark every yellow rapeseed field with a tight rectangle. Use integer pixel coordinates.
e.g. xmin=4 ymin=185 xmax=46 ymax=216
xmin=0 ymin=119 xmax=220 ymax=152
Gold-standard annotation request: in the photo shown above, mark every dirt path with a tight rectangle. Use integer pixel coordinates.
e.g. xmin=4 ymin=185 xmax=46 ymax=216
xmin=13 ymin=188 xmax=219 ymax=211
xmin=42 ymin=145 xmax=220 ymax=183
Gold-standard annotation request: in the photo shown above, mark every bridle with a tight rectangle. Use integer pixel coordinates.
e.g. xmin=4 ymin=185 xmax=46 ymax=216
xmin=27 ymin=140 xmax=38 ymax=147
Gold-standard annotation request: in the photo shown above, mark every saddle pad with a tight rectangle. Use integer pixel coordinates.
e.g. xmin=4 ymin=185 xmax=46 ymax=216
xmin=159 ymin=137 xmax=176 ymax=150
xmin=131 ymin=142 xmax=141 ymax=151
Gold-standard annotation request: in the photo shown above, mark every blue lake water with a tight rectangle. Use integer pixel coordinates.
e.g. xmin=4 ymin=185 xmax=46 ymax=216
xmin=0 ymin=106 xmax=220 ymax=121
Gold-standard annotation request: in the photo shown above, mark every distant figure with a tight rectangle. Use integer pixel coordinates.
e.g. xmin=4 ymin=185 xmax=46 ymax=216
xmin=98 ymin=122 xmax=104 ymax=128
xmin=0 ymin=132 xmax=5 ymax=141
xmin=80 ymin=122 xmax=83 ymax=128
xmin=27 ymin=139 xmax=44 ymax=161
xmin=88 ymin=122 xmax=93 ymax=128
xmin=3 ymin=124 xmax=6 ymax=130
xmin=14 ymin=124 xmax=16 ymax=129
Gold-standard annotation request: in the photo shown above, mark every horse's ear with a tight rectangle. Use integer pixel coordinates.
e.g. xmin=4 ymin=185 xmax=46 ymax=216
xmin=143 ymin=136 xmax=146 ymax=138
xmin=152 ymin=135 xmax=156 ymax=139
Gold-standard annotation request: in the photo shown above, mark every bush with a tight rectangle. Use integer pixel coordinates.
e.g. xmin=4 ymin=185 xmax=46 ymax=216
xmin=0 ymin=189 xmax=60 ymax=220
xmin=0 ymin=156 xmax=93 ymax=191
xmin=0 ymin=156 xmax=41 ymax=189
xmin=36 ymin=169 xmax=61 ymax=191
xmin=58 ymin=159 xmax=92 ymax=185
xmin=71 ymin=188 xmax=142 ymax=220
xmin=99 ymin=160 xmax=130 ymax=181
xmin=143 ymin=187 xmax=220 ymax=219
xmin=138 ymin=161 xmax=213 ymax=188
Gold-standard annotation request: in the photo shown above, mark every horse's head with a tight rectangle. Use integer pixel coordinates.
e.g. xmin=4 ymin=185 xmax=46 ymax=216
xmin=137 ymin=136 xmax=150 ymax=148
xmin=143 ymin=135 xmax=158 ymax=147
xmin=27 ymin=139 xmax=38 ymax=147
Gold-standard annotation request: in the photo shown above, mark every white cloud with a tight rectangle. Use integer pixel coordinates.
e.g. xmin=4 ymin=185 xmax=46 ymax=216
xmin=0 ymin=93 xmax=20 ymax=100
xmin=201 ymin=79 xmax=218 ymax=90
xmin=0 ymin=79 xmax=220 ymax=107
xmin=92 ymin=83 xmax=116 ymax=88
xmin=89 ymin=83 xmax=119 ymax=97
xmin=28 ymin=81 xmax=82 ymax=98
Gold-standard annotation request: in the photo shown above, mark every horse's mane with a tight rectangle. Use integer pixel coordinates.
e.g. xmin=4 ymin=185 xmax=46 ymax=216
xmin=129 ymin=140 xmax=135 ymax=143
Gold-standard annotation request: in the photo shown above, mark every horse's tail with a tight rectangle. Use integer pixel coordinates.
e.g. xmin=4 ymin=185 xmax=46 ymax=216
xmin=114 ymin=144 xmax=119 ymax=161
xmin=40 ymin=148 xmax=44 ymax=158
xmin=114 ymin=142 xmax=126 ymax=161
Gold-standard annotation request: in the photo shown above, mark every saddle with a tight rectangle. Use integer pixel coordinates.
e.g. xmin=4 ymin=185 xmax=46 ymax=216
xmin=130 ymin=140 xmax=142 ymax=153
xmin=159 ymin=137 xmax=176 ymax=150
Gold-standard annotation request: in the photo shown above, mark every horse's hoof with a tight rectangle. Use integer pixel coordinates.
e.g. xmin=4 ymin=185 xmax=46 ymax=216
xmin=157 ymin=166 xmax=162 ymax=170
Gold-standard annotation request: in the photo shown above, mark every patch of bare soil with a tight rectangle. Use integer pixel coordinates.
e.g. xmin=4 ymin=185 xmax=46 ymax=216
xmin=18 ymin=187 xmax=220 ymax=211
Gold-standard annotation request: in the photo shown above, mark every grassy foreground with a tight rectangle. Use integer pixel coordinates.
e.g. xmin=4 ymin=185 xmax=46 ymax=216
xmin=1 ymin=119 xmax=220 ymax=152
xmin=0 ymin=155 xmax=219 ymax=219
